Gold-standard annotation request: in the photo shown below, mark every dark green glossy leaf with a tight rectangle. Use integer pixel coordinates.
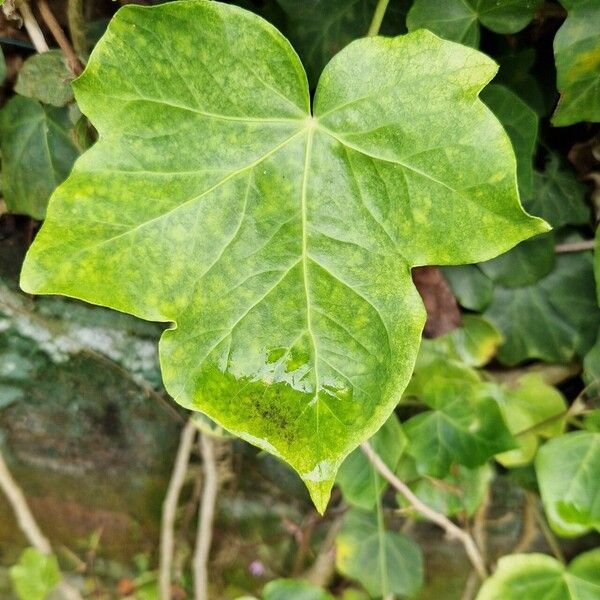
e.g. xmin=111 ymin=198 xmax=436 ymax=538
xmin=553 ymin=0 xmax=600 ymax=125
xmin=443 ymin=265 xmax=494 ymax=311
xmin=485 ymin=251 xmax=600 ymax=365
xmin=335 ymin=509 xmax=423 ymax=598
xmin=404 ymin=377 xmax=515 ymax=477
xmin=481 ymin=84 xmax=538 ymax=197
xmin=14 ymin=49 xmax=75 ymax=107
xmin=337 ymin=413 xmax=406 ymax=510
xmin=523 ymin=153 xmax=590 ymax=228
xmin=0 ymin=47 xmax=6 ymax=84
xmin=407 ymin=0 xmax=542 ymax=47
xmin=0 ymin=95 xmax=79 ymax=219
xmin=476 ymin=550 xmax=600 ymax=599
xmin=263 ymin=579 xmax=335 ymax=600
xmin=276 ymin=0 xmax=409 ymax=86
xmin=536 ymin=431 xmax=600 ymax=537
xmin=10 ymin=548 xmax=61 ymax=600
xmin=20 ymin=1 xmax=546 ymax=511
xmin=478 ymin=233 xmax=555 ymax=288
xmin=495 ymin=48 xmax=549 ymax=116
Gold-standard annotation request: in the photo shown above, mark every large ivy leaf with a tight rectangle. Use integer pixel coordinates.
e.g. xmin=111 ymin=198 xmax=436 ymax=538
xmin=407 ymin=0 xmax=542 ymax=47
xmin=535 ymin=431 xmax=600 ymax=537
xmin=0 ymin=95 xmax=79 ymax=219
xmin=476 ymin=550 xmax=600 ymax=600
xmin=552 ymin=0 xmax=600 ymax=125
xmin=481 ymin=84 xmax=538 ymax=197
xmin=523 ymin=153 xmax=591 ymax=228
xmin=276 ymin=0 xmax=409 ymax=87
xmin=485 ymin=250 xmax=600 ymax=365
xmin=20 ymin=1 xmax=546 ymax=512
xmin=335 ymin=509 xmax=423 ymax=598
xmin=14 ymin=50 xmax=75 ymax=107
xmin=337 ymin=413 xmax=406 ymax=510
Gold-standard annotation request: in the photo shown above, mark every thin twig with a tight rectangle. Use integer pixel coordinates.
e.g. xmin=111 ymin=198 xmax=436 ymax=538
xmin=0 ymin=450 xmax=83 ymax=600
xmin=367 ymin=0 xmax=390 ymax=36
xmin=526 ymin=492 xmax=565 ymax=564
xmin=67 ymin=0 xmax=86 ymax=55
xmin=303 ymin=517 xmax=342 ymax=587
xmin=16 ymin=0 xmax=49 ymax=52
xmin=512 ymin=495 xmax=536 ymax=555
xmin=555 ymin=239 xmax=595 ymax=253
xmin=361 ymin=442 xmax=488 ymax=580
xmin=460 ymin=570 xmax=480 ymax=600
xmin=193 ymin=433 xmax=219 ymax=600
xmin=159 ymin=419 xmax=198 ymax=600
xmin=37 ymin=0 xmax=83 ymax=75
xmin=0 ymin=450 xmax=51 ymax=553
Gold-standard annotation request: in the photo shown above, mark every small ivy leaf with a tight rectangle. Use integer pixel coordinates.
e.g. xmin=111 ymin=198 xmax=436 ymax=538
xmin=337 ymin=413 xmax=406 ymax=510
xmin=481 ymin=84 xmax=538 ymax=197
xmin=0 ymin=95 xmax=80 ymax=220
xmin=552 ymin=0 xmax=600 ymax=126
xmin=495 ymin=373 xmax=567 ymax=467
xmin=404 ymin=378 xmax=516 ymax=477
xmin=14 ymin=50 xmax=75 ymax=107
xmin=523 ymin=153 xmax=591 ymax=228
xmin=478 ymin=233 xmax=555 ymax=288
xmin=485 ymin=250 xmax=600 ymax=365
xmin=20 ymin=1 xmax=547 ymax=512
xmin=418 ymin=314 xmax=503 ymax=367
xmin=535 ymin=431 xmax=600 ymax=537
xmin=407 ymin=0 xmax=543 ymax=48
xmin=263 ymin=579 xmax=335 ymax=600
xmin=396 ymin=457 xmax=492 ymax=517
xmin=476 ymin=550 xmax=600 ymax=599
xmin=276 ymin=0 xmax=410 ymax=87
xmin=10 ymin=548 xmax=62 ymax=600
xmin=335 ymin=508 xmax=423 ymax=598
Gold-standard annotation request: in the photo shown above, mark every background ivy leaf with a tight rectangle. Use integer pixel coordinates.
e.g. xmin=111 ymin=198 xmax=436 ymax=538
xmin=485 ymin=250 xmax=600 ymax=364
xmin=476 ymin=550 xmax=600 ymax=599
xmin=404 ymin=378 xmax=515 ymax=477
xmin=0 ymin=47 xmax=6 ymax=84
xmin=0 ymin=95 xmax=79 ymax=219
xmin=523 ymin=153 xmax=591 ymax=228
xmin=263 ymin=579 xmax=335 ymax=600
xmin=478 ymin=234 xmax=555 ymax=288
xmin=495 ymin=373 xmax=567 ymax=467
xmin=275 ymin=0 xmax=409 ymax=87
xmin=396 ymin=458 xmax=492 ymax=517
xmin=335 ymin=508 xmax=423 ymax=598
xmin=9 ymin=548 xmax=61 ymax=600
xmin=535 ymin=431 xmax=600 ymax=537
xmin=442 ymin=265 xmax=494 ymax=311
xmin=407 ymin=0 xmax=542 ymax=47
xmin=14 ymin=50 xmax=75 ymax=107
xmin=481 ymin=84 xmax=538 ymax=197
xmin=20 ymin=1 xmax=546 ymax=512
xmin=552 ymin=0 xmax=600 ymax=125
xmin=337 ymin=413 xmax=406 ymax=510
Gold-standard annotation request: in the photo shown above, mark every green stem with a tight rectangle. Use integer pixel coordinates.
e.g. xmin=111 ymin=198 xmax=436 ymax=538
xmin=373 ymin=466 xmax=391 ymax=598
xmin=67 ymin=0 xmax=87 ymax=56
xmin=367 ymin=0 xmax=390 ymax=36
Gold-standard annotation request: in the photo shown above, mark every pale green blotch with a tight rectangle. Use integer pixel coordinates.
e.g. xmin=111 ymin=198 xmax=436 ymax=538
xmin=20 ymin=0 xmax=547 ymax=512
